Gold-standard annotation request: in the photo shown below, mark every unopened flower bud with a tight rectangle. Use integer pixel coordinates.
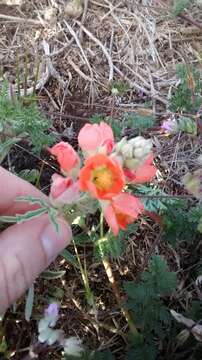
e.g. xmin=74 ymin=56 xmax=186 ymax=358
xmin=183 ymin=169 xmax=202 ymax=199
xmin=114 ymin=137 xmax=127 ymax=154
xmin=124 ymin=158 xmax=141 ymax=169
xmin=117 ymin=137 xmax=152 ymax=158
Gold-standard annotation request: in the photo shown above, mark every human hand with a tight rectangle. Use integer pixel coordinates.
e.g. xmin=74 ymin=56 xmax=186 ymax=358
xmin=0 ymin=166 xmax=72 ymax=313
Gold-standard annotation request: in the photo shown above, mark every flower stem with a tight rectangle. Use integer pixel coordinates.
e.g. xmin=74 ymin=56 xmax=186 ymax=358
xmin=72 ymin=237 xmax=95 ymax=309
xmin=100 ymin=212 xmax=139 ymax=336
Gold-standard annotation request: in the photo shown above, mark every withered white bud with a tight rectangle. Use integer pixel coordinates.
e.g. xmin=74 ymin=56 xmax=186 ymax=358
xmin=114 ymin=137 xmax=127 ymax=154
xmin=113 ymin=136 xmax=153 ymax=170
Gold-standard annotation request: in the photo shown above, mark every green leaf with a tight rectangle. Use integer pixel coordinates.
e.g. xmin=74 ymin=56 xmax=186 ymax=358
xmin=16 ymin=196 xmax=48 ymax=207
xmin=0 ymin=138 xmax=19 ymax=163
xmin=40 ymin=270 xmax=66 ymax=279
xmin=0 ymin=207 xmax=48 ymax=224
xmin=90 ymin=114 xmax=105 ymax=124
xmin=61 ymin=249 xmax=80 ymax=269
xmin=0 ymin=80 xmax=55 ymax=154
xmin=163 ymin=203 xmax=201 ymax=245
xmin=143 ymin=256 xmax=177 ymax=296
xmin=18 ymin=169 xmax=40 ymax=183
xmin=178 ymin=116 xmax=197 ymax=135
xmin=0 ymin=215 xmax=19 ymax=223
xmin=48 ymin=207 xmax=59 ymax=233
xmin=0 ymin=338 xmax=7 ymax=354
xmin=74 ymin=233 xmax=91 ymax=246
xmin=94 ymin=233 xmax=125 ymax=260
xmin=172 ymin=0 xmax=190 ymax=16
xmin=124 ymin=256 xmax=177 ymax=337
xmin=25 ymin=285 xmax=34 ymax=322
xmin=127 ymin=336 xmax=157 ymax=360
xmin=124 ymin=113 xmax=156 ymax=133
xmin=132 ymin=185 xmax=179 ymax=213
xmin=170 ymin=64 xmax=202 ymax=113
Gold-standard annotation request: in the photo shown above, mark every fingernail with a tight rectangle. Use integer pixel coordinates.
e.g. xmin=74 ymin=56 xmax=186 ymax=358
xmin=41 ymin=219 xmax=72 ymax=262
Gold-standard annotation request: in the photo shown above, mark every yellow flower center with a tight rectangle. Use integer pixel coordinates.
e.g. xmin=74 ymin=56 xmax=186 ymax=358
xmin=92 ymin=166 xmax=113 ymax=191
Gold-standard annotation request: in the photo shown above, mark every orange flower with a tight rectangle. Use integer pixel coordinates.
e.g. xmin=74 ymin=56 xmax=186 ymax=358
xmin=103 ymin=193 xmax=144 ymax=236
xmin=79 ymin=153 xmax=125 ymax=200
xmin=124 ymin=153 xmax=156 ymax=184
xmin=50 ymin=142 xmax=79 ymax=174
xmin=78 ymin=122 xmax=114 ymax=156
xmin=50 ymin=174 xmax=80 ymax=204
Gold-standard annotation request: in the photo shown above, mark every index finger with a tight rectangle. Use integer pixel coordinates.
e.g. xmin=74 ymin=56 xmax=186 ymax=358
xmin=0 ymin=166 xmax=47 ymax=215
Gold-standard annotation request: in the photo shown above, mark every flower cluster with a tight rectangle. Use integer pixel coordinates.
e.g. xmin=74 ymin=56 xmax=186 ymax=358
xmin=49 ymin=122 xmax=156 ymax=236
xmin=38 ymin=303 xmax=83 ymax=357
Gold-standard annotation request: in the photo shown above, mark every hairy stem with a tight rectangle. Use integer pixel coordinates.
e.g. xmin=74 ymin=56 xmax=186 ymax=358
xmin=72 ymin=237 xmax=95 ymax=309
xmin=99 ymin=212 xmax=139 ymax=336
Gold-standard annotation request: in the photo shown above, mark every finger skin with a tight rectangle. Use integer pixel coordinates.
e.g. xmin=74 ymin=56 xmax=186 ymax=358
xmin=0 ymin=215 xmax=71 ymax=313
xmin=0 ymin=166 xmax=47 ymax=215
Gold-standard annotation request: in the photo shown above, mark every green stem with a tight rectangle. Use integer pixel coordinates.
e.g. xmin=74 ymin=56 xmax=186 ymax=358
xmin=72 ymin=237 xmax=95 ymax=309
xmin=100 ymin=211 xmax=104 ymax=238
xmin=35 ymin=161 xmax=44 ymax=189
xmin=99 ymin=211 xmax=139 ymax=336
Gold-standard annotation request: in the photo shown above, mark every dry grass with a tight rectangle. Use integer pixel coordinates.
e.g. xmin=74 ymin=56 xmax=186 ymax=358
xmin=0 ymin=0 xmax=202 ymax=359
xmin=0 ymin=0 xmax=201 ymax=107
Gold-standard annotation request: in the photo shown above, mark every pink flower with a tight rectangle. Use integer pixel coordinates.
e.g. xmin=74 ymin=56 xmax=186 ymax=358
xmin=103 ymin=193 xmax=144 ymax=236
xmin=49 ymin=142 xmax=79 ymax=174
xmin=161 ymin=119 xmax=178 ymax=134
xmin=124 ymin=153 xmax=156 ymax=184
xmin=78 ymin=122 xmax=114 ymax=156
xmin=50 ymin=174 xmax=80 ymax=204
xmin=45 ymin=303 xmax=59 ymax=318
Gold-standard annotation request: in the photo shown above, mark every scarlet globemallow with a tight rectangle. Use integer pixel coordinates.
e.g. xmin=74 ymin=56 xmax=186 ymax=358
xmin=78 ymin=122 xmax=114 ymax=156
xmin=49 ymin=142 xmax=80 ymax=175
xmin=79 ymin=153 xmax=125 ymax=200
xmin=103 ymin=193 xmax=144 ymax=236
xmin=124 ymin=153 xmax=156 ymax=184
xmin=50 ymin=174 xmax=80 ymax=205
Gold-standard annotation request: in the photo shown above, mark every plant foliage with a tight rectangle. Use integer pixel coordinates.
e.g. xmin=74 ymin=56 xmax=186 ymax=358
xmin=163 ymin=203 xmax=202 ymax=245
xmin=0 ymin=80 xmax=55 ymax=154
xmin=170 ymin=64 xmax=202 ymax=113
xmin=125 ymin=256 xmax=177 ymax=358
xmin=172 ymin=0 xmax=190 ymax=16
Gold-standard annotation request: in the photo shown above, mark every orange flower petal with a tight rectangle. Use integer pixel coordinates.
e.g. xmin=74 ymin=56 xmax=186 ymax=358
xmin=104 ymin=204 xmax=119 ymax=236
xmin=79 ymin=153 xmax=125 ymax=200
xmin=103 ymin=193 xmax=144 ymax=235
xmin=131 ymin=164 xmax=157 ymax=184
xmin=124 ymin=152 xmax=156 ymax=184
xmin=113 ymin=193 xmax=144 ymax=218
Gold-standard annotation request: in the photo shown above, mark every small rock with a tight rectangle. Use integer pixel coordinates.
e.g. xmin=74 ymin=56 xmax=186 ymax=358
xmin=64 ymin=0 xmax=83 ymax=18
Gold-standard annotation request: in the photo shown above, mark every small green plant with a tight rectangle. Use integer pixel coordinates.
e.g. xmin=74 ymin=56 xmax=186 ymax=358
xmin=170 ymin=64 xmax=202 ymax=113
xmin=124 ymin=256 xmax=177 ymax=359
xmin=0 ymin=80 xmax=55 ymax=160
xmin=172 ymin=0 xmax=190 ymax=16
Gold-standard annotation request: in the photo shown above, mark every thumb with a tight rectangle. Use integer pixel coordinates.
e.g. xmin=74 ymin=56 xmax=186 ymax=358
xmin=0 ymin=215 xmax=71 ymax=313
